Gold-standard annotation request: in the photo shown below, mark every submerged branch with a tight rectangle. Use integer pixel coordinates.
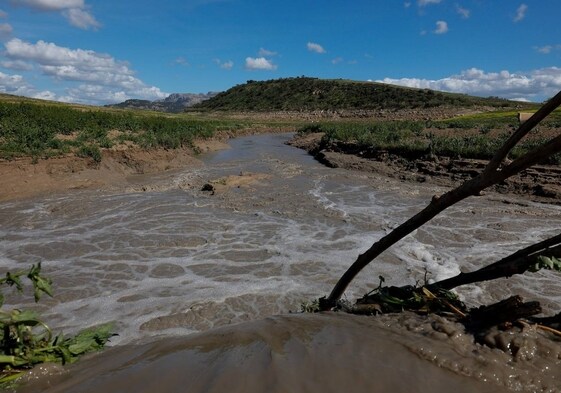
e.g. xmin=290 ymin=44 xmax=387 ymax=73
xmin=427 ymin=233 xmax=561 ymax=291
xmin=321 ymin=90 xmax=561 ymax=310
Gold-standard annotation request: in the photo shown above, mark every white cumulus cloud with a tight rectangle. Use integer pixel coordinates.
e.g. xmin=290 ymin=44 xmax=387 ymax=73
xmin=514 ymin=4 xmax=527 ymax=22
xmin=63 ymin=7 xmax=100 ymax=30
xmin=61 ymin=84 xmax=133 ymax=105
xmin=534 ymin=44 xmax=561 ymax=54
xmin=258 ymin=48 xmax=277 ymax=57
xmin=0 ymin=70 xmax=27 ymax=92
xmin=32 ymin=90 xmax=57 ymax=100
xmin=418 ymin=0 xmax=442 ymax=6
xmin=213 ymin=58 xmax=234 ymax=70
xmin=0 ymin=59 xmax=33 ymax=70
xmin=536 ymin=45 xmax=553 ymax=54
xmin=434 ymin=20 xmax=448 ymax=34
xmin=14 ymin=0 xmax=85 ymax=11
xmin=11 ymin=0 xmax=99 ymax=30
xmin=0 ymin=69 xmax=56 ymax=99
xmin=220 ymin=60 xmax=233 ymax=70
xmin=3 ymin=38 xmax=167 ymax=104
xmin=174 ymin=57 xmax=189 ymax=66
xmin=0 ymin=22 xmax=12 ymax=39
xmin=245 ymin=57 xmax=277 ymax=71
xmin=377 ymin=67 xmax=561 ymax=102
xmin=456 ymin=6 xmax=470 ymax=18
xmin=307 ymin=42 xmax=326 ymax=54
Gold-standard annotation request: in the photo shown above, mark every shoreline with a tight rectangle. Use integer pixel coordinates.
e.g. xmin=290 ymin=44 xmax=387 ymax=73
xmin=7 ymin=131 xmax=561 ymax=393
xmin=287 ymin=132 xmax=561 ymax=205
xmin=5 ymin=128 xmax=561 ymax=205
xmin=0 ymin=138 xmax=233 ymax=203
xmin=18 ymin=312 xmax=519 ymax=393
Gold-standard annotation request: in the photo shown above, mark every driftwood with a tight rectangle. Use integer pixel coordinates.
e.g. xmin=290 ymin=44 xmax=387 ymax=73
xmin=320 ymin=90 xmax=561 ymax=311
xmin=426 ymin=233 xmax=561 ymax=291
xmin=529 ymin=312 xmax=561 ymax=330
xmin=465 ymin=295 xmax=542 ymax=331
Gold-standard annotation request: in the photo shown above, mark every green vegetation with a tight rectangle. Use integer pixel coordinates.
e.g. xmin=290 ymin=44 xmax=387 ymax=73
xmin=0 ymin=98 xmax=258 ymax=161
xmin=530 ymin=255 xmax=561 ymax=272
xmin=193 ymin=77 xmax=531 ymax=112
xmin=299 ymin=108 xmax=561 ymax=164
xmin=0 ymin=264 xmax=114 ymax=388
xmin=76 ymin=144 xmax=102 ymax=163
xmin=308 ymin=120 xmax=427 ymax=156
xmin=1 ymin=79 xmax=555 ymax=164
xmin=356 ymin=275 xmax=466 ymax=315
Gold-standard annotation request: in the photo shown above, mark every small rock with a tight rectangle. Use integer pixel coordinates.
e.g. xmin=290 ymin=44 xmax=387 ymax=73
xmin=201 ymin=183 xmax=215 ymax=193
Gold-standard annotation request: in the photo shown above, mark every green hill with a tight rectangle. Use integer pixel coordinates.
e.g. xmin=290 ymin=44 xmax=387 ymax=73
xmin=191 ymin=77 xmax=532 ymax=112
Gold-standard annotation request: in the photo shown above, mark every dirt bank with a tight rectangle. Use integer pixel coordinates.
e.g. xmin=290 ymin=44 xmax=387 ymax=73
xmin=0 ymin=139 xmax=230 ymax=202
xmin=192 ymin=105 xmax=504 ymax=121
xmin=22 ymin=312 xmax=547 ymax=393
xmin=288 ymin=132 xmax=561 ymax=204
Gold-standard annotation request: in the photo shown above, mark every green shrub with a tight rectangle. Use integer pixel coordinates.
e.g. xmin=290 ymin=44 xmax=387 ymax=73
xmin=77 ymin=145 xmax=102 ymax=163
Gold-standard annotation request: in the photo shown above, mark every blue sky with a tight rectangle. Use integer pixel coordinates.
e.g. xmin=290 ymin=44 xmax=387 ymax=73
xmin=0 ymin=0 xmax=559 ymax=105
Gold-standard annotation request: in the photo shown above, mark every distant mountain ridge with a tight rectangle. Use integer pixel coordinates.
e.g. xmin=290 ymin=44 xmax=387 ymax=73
xmin=191 ymin=77 xmax=531 ymax=112
xmin=106 ymin=92 xmax=218 ymax=113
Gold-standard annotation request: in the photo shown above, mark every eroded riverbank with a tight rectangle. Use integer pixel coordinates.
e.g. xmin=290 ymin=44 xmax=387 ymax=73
xmin=288 ymin=132 xmax=561 ymax=204
xmin=2 ymin=133 xmax=561 ymax=392
xmin=22 ymin=312 xmax=556 ymax=393
xmin=0 ymin=138 xmax=233 ymax=202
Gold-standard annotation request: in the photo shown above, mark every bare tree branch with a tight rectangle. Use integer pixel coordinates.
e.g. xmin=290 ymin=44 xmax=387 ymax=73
xmin=320 ymin=90 xmax=561 ymax=310
xmin=427 ymin=233 xmax=561 ymax=291
xmin=484 ymin=91 xmax=561 ymax=174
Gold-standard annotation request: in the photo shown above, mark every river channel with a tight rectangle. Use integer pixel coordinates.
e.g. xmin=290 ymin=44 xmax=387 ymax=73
xmin=2 ymin=133 xmax=561 ymax=392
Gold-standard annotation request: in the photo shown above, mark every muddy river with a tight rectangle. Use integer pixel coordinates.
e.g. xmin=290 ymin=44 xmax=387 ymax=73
xmin=2 ymin=133 xmax=561 ymax=392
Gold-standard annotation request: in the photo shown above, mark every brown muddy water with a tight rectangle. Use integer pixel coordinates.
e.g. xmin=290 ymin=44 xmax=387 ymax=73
xmin=2 ymin=133 xmax=561 ymax=392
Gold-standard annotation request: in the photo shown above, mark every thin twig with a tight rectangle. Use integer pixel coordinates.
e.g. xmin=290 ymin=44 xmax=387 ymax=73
xmin=519 ymin=319 xmax=561 ymax=338
xmin=536 ymin=324 xmax=561 ymax=338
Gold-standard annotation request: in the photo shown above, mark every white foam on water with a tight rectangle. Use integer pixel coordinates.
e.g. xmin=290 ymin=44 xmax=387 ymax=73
xmin=2 ymin=134 xmax=561 ymax=345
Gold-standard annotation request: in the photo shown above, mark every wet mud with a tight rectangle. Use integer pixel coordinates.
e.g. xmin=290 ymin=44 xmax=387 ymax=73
xmin=288 ymin=132 xmax=561 ymax=203
xmin=2 ymin=133 xmax=561 ymax=392
xmin=21 ymin=313 xmax=561 ymax=393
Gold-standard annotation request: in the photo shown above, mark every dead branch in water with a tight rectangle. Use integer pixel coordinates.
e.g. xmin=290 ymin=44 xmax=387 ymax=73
xmin=320 ymin=90 xmax=561 ymax=311
xmin=426 ymin=233 xmax=561 ymax=291
xmin=466 ymin=295 xmax=542 ymax=331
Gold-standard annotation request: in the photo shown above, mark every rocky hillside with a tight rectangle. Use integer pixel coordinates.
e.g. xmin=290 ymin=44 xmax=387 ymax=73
xmin=191 ymin=77 xmax=533 ymax=113
xmin=107 ymin=92 xmax=217 ymax=113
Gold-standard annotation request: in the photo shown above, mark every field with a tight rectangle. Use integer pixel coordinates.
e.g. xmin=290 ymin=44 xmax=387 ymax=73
xmin=297 ymin=109 xmax=561 ymax=164
xmin=0 ymin=94 xmax=299 ymax=163
xmin=1 ymin=90 xmax=560 ymax=168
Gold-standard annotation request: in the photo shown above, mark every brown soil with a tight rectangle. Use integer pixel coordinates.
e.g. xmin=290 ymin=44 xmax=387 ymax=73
xmin=288 ymin=132 xmax=561 ymax=204
xmin=192 ymin=105 xmax=504 ymax=121
xmin=0 ymin=139 xmax=227 ymax=202
xmin=200 ymin=172 xmax=271 ymax=195
xmin=5 ymin=125 xmax=560 ymax=204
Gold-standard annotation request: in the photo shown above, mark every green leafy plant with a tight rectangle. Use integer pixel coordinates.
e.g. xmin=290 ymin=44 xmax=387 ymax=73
xmin=0 ymin=263 xmax=115 ymax=388
xmin=355 ymin=275 xmax=466 ymax=315
xmin=299 ymin=299 xmax=320 ymax=313
xmin=529 ymin=255 xmax=561 ymax=273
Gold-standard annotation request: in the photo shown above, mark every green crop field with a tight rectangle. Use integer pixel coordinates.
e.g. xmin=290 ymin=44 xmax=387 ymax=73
xmin=297 ymin=108 xmax=561 ymax=164
xmin=0 ymin=96 xmax=293 ymax=162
